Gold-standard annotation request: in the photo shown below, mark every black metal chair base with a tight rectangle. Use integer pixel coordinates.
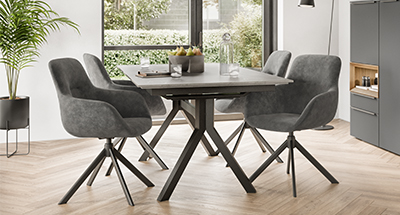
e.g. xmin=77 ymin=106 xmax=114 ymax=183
xmin=250 ymin=132 xmax=338 ymax=197
xmin=313 ymin=124 xmax=334 ymax=130
xmin=216 ymin=121 xmax=283 ymax=165
xmin=87 ymin=136 xmax=168 ymax=185
xmin=0 ymin=120 xmax=30 ymax=158
xmin=58 ymin=138 xmax=154 ymax=206
xmin=102 ymin=136 xmax=168 ymax=178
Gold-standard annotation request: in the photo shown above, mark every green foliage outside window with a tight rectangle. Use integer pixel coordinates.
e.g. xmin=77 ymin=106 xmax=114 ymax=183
xmin=104 ymin=0 xmax=171 ymax=30
xmin=229 ymin=4 xmax=262 ymax=68
xmin=104 ymin=29 xmax=225 ymax=78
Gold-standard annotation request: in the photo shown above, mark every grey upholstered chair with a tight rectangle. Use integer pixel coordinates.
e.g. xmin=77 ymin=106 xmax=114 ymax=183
xmin=245 ymin=54 xmax=341 ymax=197
xmin=49 ymin=57 xmax=162 ymax=206
xmin=215 ymin=50 xmax=291 ymax=161
xmin=83 ymin=53 xmax=168 ymax=170
xmin=83 ymin=53 xmax=166 ymax=116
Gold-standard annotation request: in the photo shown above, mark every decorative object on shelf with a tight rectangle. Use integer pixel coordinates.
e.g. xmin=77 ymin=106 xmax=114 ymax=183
xmin=219 ymin=33 xmax=234 ymax=76
xmin=299 ymin=0 xmax=336 ymax=130
xmin=0 ymin=0 xmax=79 ymax=157
xmin=167 ymin=47 xmax=204 ymax=73
xmin=350 ymin=62 xmax=379 ymax=98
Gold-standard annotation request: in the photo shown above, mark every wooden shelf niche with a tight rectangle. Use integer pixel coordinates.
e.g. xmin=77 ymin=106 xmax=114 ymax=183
xmin=350 ymin=62 xmax=379 ymax=98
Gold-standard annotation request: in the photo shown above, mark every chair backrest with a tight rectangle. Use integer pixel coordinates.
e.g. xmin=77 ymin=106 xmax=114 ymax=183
xmin=283 ymin=54 xmax=342 ymax=114
xmin=83 ymin=53 xmax=113 ymax=88
xmin=262 ymin=50 xmax=292 ymax=77
xmin=48 ymin=58 xmax=95 ymax=99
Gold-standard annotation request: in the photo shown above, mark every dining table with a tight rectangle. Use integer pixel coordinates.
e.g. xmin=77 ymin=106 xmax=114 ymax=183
xmin=118 ymin=63 xmax=293 ymax=201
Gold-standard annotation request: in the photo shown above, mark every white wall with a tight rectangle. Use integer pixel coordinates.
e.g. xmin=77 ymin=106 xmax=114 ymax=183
xmin=337 ymin=0 xmax=351 ymax=121
xmin=0 ymin=0 xmax=102 ymax=141
xmin=278 ymin=0 xmax=350 ymax=122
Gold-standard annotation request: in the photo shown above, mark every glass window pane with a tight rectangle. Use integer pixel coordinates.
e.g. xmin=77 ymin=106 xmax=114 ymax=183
xmin=104 ymin=0 xmax=189 ymax=45
xmin=202 ymin=0 xmax=262 ymax=68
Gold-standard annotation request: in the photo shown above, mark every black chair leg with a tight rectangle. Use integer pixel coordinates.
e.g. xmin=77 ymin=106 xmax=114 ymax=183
xmin=250 ymin=127 xmax=284 ymax=163
xmin=215 ymin=121 xmax=245 ymax=154
xmin=87 ymin=157 xmax=106 ymax=186
xmin=295 ymin=140 xmax=339 ymax=184
xmin=288 ymin=135 xmax=297 ymax=197
xmin=249 ymin=127 xmax=267 ymax=153
xmin=59 ymin=149 xmax=107 ymax=205
xmin=136 ymin=135 xmax=169 ymax=170
xmin=226 ymin=124 xmax=246 ymax=167
xmin=59 ymin=139 xmax=154 ymax=206
xmin=250 ymin=140 xmax=288 ymax=182
xmin=106 ymin=137 xmax=127 ymax=176
xmin=108 ymin=147 xmax=135 ymax=206
xmin=286 ymin=152 xmax=291 ymax=174
xmin=251 ymin=132 xmax=338 ymax=198
xmin=112 ymin=148 xmax=154 ymax=187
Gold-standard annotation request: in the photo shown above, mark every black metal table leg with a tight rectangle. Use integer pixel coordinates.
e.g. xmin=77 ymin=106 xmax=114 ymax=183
xmin=202 ymin=99 xmax=256 ymax=193
xmin=181 ymin=108 xmax=217 ymax=156
xmin=157 ymin=129 xmax=204 ymax=201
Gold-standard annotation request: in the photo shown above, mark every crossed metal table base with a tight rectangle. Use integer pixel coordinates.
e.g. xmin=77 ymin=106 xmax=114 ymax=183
xmin=154 ymin=98 xmax=256 ymax=201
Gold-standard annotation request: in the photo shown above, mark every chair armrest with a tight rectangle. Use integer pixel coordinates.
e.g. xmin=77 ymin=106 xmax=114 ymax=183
xmin=112 ymin=79 xmax=136 ymax=86
xmin=59 ymin=96 xmax=133 ymax=137
xmin=293 ymin=89 xmax=338 ymax=130
xmin=91 ymin=87 xmax=151 ymax=119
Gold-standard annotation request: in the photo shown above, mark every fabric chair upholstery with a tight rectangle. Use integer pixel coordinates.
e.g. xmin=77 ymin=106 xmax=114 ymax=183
xmin=49 ymin=57 xmax=157 ymax=206
xmin=245 ymin=54 xmax=342 ymax=197
xmin=82 ymin=53 xmax=169 ymax=170
xmin=245 ymin=54 xmax=340 ymax=132
xmin=213 ymin=50 xmax=291 ymax=161
xmin=215 ymin=50 xmax=292 ymax=113
xmin=83 ymin=53 xmax=166 ymax=116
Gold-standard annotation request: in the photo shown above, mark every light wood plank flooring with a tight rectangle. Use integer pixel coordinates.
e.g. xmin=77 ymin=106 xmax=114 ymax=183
xmin=1 ymin=119 xmax=400 ymax=215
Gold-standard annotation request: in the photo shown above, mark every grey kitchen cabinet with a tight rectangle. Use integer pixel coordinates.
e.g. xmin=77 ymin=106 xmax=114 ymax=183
xmin=350 ymin=93 xmax=379 ymax=146
xmin=350 ymin=1 xmax=379 ymax=65
xmin=379 ymin=0 xmax=400 ymax=154
xmin=350 ymin=0 xmax=400 ymax=155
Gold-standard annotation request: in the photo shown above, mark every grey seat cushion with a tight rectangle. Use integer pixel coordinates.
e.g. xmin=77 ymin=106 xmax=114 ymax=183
xmin=246 ymin=113 xmax=300 ymax=132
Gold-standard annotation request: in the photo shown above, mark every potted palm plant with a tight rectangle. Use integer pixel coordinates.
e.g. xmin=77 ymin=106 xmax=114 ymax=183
xmin=0 ymin=0 xmax=79 ymax=129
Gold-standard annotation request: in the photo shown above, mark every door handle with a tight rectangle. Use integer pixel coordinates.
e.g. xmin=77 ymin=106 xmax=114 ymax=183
xmin=351 ymin=107 xmax=377 ymax=116
xmin=351 ymin=92 xmax=377 ymax=100
xmin=350 ymin=0 xmax=377 ymax=4
xmin=380 ymin=0 xmax=398 ymax=2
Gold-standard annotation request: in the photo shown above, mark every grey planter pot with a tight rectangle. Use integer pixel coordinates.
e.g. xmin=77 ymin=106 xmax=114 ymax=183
xmin=0 ymin=96 xmax=30 ymax=130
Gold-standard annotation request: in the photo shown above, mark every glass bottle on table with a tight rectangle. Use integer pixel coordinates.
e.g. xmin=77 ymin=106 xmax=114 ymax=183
xmin=219 ymin=33 xmax=234 ymax=76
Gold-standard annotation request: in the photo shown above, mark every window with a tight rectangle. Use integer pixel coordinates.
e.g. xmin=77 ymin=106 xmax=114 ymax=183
xmin=102 ymin=0 xmax=276 ymax=77
xmin=102 ymin=0 xmax=276 ymax=120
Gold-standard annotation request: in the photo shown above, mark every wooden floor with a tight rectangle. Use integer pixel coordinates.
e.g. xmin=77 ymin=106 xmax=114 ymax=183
xmin=1 ymin=119 xmax=400 ymax=215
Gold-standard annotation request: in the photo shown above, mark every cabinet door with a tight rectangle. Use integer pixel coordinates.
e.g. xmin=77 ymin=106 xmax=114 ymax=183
xmin=379 ymin=0 xmax=400 ymax=155
xmin=350 ymin=1 xmax=379 ymax=65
